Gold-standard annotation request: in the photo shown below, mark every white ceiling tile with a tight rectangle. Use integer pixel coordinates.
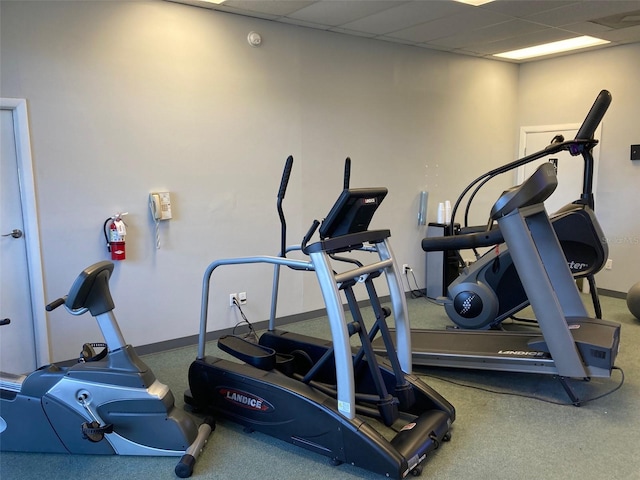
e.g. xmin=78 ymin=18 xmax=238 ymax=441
xmin=276 ymin=16 xmax=332 ymax=30
xmin=559 ymin=21 xmax=613 ymax=36
xmin=167 ymin=0 xmax=640 ymax=62
xmin=479 ymin=0 xmax=579 ymax=18
xmin=328 ymin=26 xmax=378 ymax=38
xmin=223 ymin=0 xmax=316 ymax=17
xmin=468 ymin=28 xmax=576 ymax=54
xmin=388 ymin=7 xmax=513 ymax=42
xmin=377 ymin=35 xmax=419 ymax=46
xmin=339 ymin=1 xmax=466 ymax=35
xmin=598 ymin=23 xmax=640 ymax=42
xmin=525 ymin=1 xmax=640 ymax=27
xmin=428 ymin=18 xmax=547 ymax=49
xmin=287 ymin=0 xmax=401 ymax=27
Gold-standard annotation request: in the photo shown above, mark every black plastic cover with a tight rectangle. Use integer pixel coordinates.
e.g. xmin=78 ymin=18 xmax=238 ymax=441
xmin=490 ymin=162 xmax=557 ymax=220
xmin=319 ymin=188 xmax=387 ymax=239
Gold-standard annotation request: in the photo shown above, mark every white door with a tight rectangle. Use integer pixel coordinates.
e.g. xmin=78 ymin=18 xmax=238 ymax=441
xmin=1 ymin=108 xmax=36 ymax=373
xmin=517 ymin=124 xmax=600 ymax=214
xmin=0 ymin=99 xmax=48 ymax=374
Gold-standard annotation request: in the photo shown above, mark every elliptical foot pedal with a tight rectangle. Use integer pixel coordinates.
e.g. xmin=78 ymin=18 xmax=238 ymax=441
xmin=218 ymin=335 xmax=276 ymax=371
xmin=275 ymin=353 xmax=295 ymax=376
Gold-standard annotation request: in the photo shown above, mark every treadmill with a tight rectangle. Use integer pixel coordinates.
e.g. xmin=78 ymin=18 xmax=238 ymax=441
xmin=372 ymin=90 xmax=621 ymax=405
xmin=373 ymin=160 xmax=621 ymax=405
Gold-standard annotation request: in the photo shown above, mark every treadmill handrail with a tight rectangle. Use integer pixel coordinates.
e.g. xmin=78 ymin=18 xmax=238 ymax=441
xmin=422 ymin=226 xmax=503 ymax=252
xmin=450 ymin=89 xmax=610 ymax=231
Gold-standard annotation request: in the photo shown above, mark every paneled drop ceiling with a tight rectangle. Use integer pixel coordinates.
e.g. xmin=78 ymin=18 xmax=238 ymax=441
xmin=168 ymin=0 xmax=640 ymax=62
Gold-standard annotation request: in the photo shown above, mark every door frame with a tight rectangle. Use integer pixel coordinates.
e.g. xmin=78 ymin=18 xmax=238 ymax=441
xmin=1 ymin=98 xmax=49 ymax=366
xmin=516 ymin=122 xmax=601 ymax=184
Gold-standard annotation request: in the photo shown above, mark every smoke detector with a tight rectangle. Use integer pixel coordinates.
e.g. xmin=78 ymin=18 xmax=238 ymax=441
xmin=247 ymin=31 xmax=262 ymax=47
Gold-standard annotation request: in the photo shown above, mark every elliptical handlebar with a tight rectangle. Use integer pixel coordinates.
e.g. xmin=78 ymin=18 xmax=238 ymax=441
xmin=575 ymin=89 xmax=612 ymax=141
xmin=450 ymin=90 xmax=611 ymax=231
xmin=277 ymin=155 xmax=294 ymax=200
xmin=343 ymin=156 xmax=351 ymax=190
xmin=277 ymin=155 xmax=294 ymax=258
xmin=301 ymin=220 xmax=320 ymax=253
xmin=573 ymin=90 xmax=611 ymax=206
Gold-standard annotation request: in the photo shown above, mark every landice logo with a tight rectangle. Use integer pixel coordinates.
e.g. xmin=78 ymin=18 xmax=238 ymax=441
xmin=498 ymin=350 xmax=546 ymax=358
xmin=219 ymin=387 xmax=274 ymax=412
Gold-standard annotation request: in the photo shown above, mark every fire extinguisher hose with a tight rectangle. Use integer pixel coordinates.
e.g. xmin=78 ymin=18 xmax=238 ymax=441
xmin=103 ymin=217 xmax=112 ymax=252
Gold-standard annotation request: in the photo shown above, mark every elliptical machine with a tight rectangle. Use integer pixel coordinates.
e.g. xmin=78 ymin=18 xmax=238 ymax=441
xmin=427 ymin=90 xmax=610 ymax=330
xmin=0 ymin=261 xmax=213 ymax=478
xmin=185 ymin=156 xmax=455 ymax=479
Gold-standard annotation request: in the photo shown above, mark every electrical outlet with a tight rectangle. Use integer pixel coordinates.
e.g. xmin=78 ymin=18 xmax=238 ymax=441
xmin=605 ymin=259 xmax=613 ymax=270
xmin=238 ymin=292 xmax=247 ymax=305
xmin=229 ymin=293 xmax=239 ymax=307
xmin=402 ymin=264 xmax=411 ymax=274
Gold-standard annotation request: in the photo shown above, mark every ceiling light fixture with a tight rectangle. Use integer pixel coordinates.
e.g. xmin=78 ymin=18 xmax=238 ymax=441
xmin=494 ymin=35 xmax=610 ymax=60
xmin=200 ymin=0 xmax=226 ymax=4
xmin=453 ymin=0 xmax=495 ymax=5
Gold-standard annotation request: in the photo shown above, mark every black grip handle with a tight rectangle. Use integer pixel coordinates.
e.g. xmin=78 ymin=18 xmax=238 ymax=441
xmin=422 ymin=227 xmax=505 ymax=252
xmin=302 ymin=220 xmax=320 ymax=251
xmin=343 ymin=156 xmax=351 ymax=190
xmin=575 ymin=90 xmax=612 ymax=140
xmin=277 ymin=155 xmax=294 ymax=200
xmin=46 ymin=297 xmax=67 ymax=311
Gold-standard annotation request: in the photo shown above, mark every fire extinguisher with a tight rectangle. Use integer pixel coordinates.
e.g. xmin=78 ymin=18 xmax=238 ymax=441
xmin=103 ymin=212 xmax=128 ymax=261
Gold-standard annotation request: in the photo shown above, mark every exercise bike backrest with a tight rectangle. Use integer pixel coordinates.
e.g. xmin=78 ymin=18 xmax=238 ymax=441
xmin=47 ymin=261 xmax=116 ymax=317
xmin=46 ymin=261 xmax=130 ymax=355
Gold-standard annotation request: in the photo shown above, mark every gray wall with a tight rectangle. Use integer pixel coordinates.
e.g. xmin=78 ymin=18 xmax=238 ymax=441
xmin=517 ymin=43 xmax=640 ymax=294
xmin=1 ymin=1 xmax=636 ymax=363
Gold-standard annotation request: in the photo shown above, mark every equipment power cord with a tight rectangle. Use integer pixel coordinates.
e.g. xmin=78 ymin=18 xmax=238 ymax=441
xmin=231 ymin=297 xmax=258 ymax=342
xmin=404 ymin=269 xmax=425 ymax=299
xmin=421 ymin=366 xmax=624 ymax=406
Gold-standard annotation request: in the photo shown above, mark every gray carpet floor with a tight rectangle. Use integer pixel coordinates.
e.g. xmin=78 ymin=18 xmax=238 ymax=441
xmin=1 ymin=293 xmax=638 ymax=480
